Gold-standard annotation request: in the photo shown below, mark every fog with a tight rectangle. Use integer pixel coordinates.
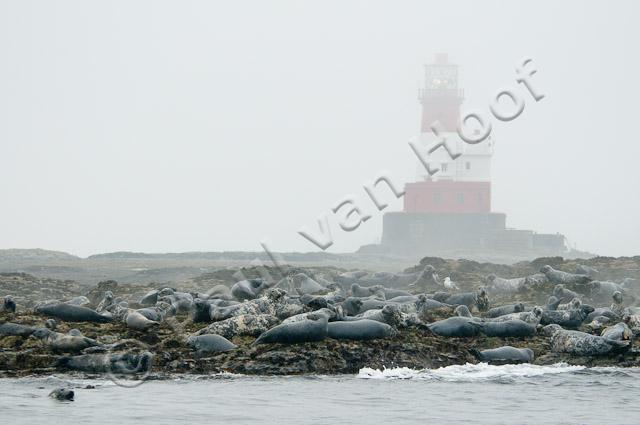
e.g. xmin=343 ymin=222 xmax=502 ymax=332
xmin=0 ymin=0 xmax=638 ymax=258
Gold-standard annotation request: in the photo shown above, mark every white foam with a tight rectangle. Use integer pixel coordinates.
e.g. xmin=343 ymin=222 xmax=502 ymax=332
xmin=358 ymin=363 xmax=586 ymax=382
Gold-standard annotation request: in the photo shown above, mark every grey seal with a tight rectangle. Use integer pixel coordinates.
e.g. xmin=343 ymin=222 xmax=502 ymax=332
xmin=196 ymin=314 xmax=280 ymax=339
xmin=427 ymin=317 xmax=481 ymax=337
xmin=543 ymin=324 xmax=630 ymax=355
xmin=557 ymin=297 xmax=582 ymax=311
xmin=291 ymin=273 xmax=326 ymax=296
xmin=575 ymin=264 xmax=598 ymax=277
xmin=49 ymin=388 xmax=74 ymax=401
xmin=0 ymin=322 xmax=36 ymax=337
xmin=3 ymin=295 xmax=16 ymax=313
xmin=327 ymin=319 xmax=395 ymax=341
xmin=57 ymin=352 xmax=153 ymax=374
xmin=409 ymin=265 xmax=441 ymax=291
xmin=282 ymin=308 xmax=339 ymax=325
xmin=351 ymin=283 xmax=381 ymax=298
xmin=66 ymin=296 xmax=90 ymax=306
xmin=545 ymin=296 xmax=562 ymax=311
xmin=356 ymin=305 xmax=403 ymax=327
xmin=470 ymin=346 xmax=534 ymax=363
xmin=341 ymin=297 xmax=364 ymax=316
xmin=586 ymin=315 xmax=613 ymax=333
xmin=485 ymin=303 xmax=525 ymax=318
xmin=541 ymin=265 xmax=592 ymax=285
xmin=488 ymin=307 xmax=543 ymax=325
xmin=210 ymin=289 xmax=300 ymax=321
xmin=417 ymin=298 xmax=454 ymax=314
xmin=480 ymin=319 xmax=536 ymax=338
xmin=335 ymin=271 xmax=368 ymax=285
xmin=585 ymin=307 xmax=620 ymax=324
xmin=383 ymin=288 xmax=413 ymax=299
xmin=231 ymin=279 xmax=269 ymax=301
xmin=601 ymin=322 xmax=633 ymax=342
xmin=590 ymin=281 xmax=626 ymax=303
xmin=33 ymin=328 xmax=101 ymax=353
xmin=454 ymin=305 xmax=481 ymax=322
xmin=35 ymin=303 xmax=111 ymax=323
xmin=139 ymin=289 xmax=159 ymax=306
xmin=485 ymin=275 xmax=526 ymax=293
xmin=186 ymin=334 xmax=237 ymax=354
xmin=252 ymin=314 xmax=328 ymax=345
xmin=124 ymin=310 xmax=160 ymax=331
xmin=541 ymin=304 xmax=594 ymax=328
xmin=386 ymin=295 xmax=419 ymax=304
xmin=553 ymin=284 xmax=581 ymax=303
xmin=444 ymin=289 xmax=489 ymax=312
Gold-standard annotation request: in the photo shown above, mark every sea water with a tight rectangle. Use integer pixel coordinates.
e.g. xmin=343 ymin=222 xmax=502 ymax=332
xmin=0 ymin=363 xmax=636 ymax=425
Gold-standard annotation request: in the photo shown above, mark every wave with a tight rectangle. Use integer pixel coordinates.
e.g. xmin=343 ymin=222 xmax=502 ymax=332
xmin=358 ymin=363 xmax=587 ymax=382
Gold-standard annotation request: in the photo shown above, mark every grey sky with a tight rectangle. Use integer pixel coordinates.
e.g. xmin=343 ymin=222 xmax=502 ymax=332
xmin=1 ymin=0 xmax=638 ymax=257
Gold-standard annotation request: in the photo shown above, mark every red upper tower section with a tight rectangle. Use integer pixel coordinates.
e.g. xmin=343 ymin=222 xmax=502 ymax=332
xmin=419 ymin=53 xmax=464 ymax=132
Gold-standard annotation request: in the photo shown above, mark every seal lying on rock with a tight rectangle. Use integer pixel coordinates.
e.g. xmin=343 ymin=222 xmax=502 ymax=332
xmin=186 ymin=334 xmax=237 ymax=354
xmin=454 ymin=305 xmax=481 ymax=322
xmin=124 ymin=310 xmax=160 ymax=331
xmin=327 ymin=320 xmax=395 ymax=341
xmin=0 ymin=322 xmax=37 ymax=337
xmin=470 ymin=346 xmax=534 ymax=363
xmin=355 ymin=305 xmax=403 ymax=327
xmin=485 ymin=275 xmax=525 ymax=293
xmin=587 ymin=316 xmax=613 ymax=333
xmin=196 ymin=314 xmax=280 ymax=339
xmin=292 ymin=273 xmax=326 ymax=296
xmin=341 ymin=297 xmax=364 ymax=316
xmin=601 ymin=322 xmax=633 ymax=342
xmin=545 ymin=296 xmax=562 ymax=311
xmin=543 ymin=324 xmax=630 ymax=356
xmin=590 ymin=281 xmax=626 ymax=303
xmin=252 ymin=314 xmax=328 ymax=345
xmin=541 ymin=265 xmax=592 ymax=285
xmin=585 ymin=307 xmax=620 ymax=324
xmin=556 ymin=297 xmax=582 ymax=311
xmin=485 ymin=303 xmax=524 ymax=318
xmin=575 ymin=264 xmax=598 ymax=277
xmin=282 ymin=308 xmax=339 ymax=325
xmin=57 ymin=352 xmax=153 ymax=373
xmin=139 ymin=289 xmax=159 ymax=306
xmin=66 ymin=296 xmax=90 ymax=307
xmin=231 ymin=279 xmax=269 ymax=301
xmin=35 ymin=303 xmax=111 ymax=323
xmin=351 ymin=283 xmax=382 ymax=298
xmin=553 ymin=285 xmax=581 ymax=303
xmin=409 ymin=265 xmax=441 ymax=291
xmin=33 ymin=328 xmax=102 ymax=353
xmin=427 ymin=317 xmax=481 ymax=337
xmin=541 ymin=304 xmax=594 ymax=329
xmin=444 ymin=289 xmax=490 ymax=312
xmin=479 ymin=319 xmax=536 ymax=338
xmin=488 ymin=307 xmax=543 ymax=325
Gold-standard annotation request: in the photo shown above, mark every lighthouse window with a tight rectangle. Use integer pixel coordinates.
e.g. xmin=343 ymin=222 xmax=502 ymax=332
xmin=456 ymin=193 xmax=464 ymax=204
xmin=466 ymin=161 xmax=471 ymax=170
xmin=441 ymin=163 xmax=448 ymax=172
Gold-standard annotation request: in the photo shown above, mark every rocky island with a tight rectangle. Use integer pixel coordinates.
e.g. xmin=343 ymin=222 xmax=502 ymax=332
xmin=2 ymin=255 xmax=640 ymax=379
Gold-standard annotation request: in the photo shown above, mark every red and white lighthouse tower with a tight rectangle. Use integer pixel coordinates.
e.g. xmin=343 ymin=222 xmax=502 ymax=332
xmin=404 ymin=53 xmax=493 ymax=214
xmin=374 ymin=54 xmax=567 ymax=258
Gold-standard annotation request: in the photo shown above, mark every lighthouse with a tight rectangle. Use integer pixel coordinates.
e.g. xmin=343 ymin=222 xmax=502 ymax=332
xmin=406 ymin=53 xmax=493 ymax=215
xmin=370 ymin=54 xmax=567 ymax=260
